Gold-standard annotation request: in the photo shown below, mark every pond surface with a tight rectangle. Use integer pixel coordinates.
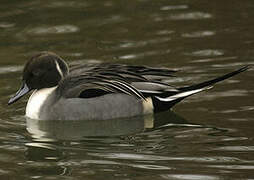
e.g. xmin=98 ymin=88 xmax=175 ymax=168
xmin=0 ymin=0 xmax=254 ymax=179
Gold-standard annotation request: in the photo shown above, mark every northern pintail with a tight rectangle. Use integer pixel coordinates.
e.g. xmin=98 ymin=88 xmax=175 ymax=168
xmin=8 ymin=52 xmax=249 ymax=120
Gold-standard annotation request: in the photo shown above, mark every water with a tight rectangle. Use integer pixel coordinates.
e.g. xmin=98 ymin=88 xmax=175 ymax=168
xmin=0 ymin=0 xmax=254 ymax=179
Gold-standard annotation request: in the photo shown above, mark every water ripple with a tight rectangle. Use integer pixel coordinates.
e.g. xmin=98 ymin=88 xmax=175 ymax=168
xmin=129 ymin=164 xmax=171 ymax=170
xmin=81 ymin=160 xmax=120 ymax=165
xmin=119 ymin=49 xmax=170 ymax=60
xmin=0 ymin=168 xmax=10 ymax=175
xmin=0 ymin=66 xmax=22 ymax=74
xmin=188 ymin=49 xmax=224 ymax=57
xmin=88 ymin=152 xmax=171 ymax=161
xmin=169 ymin=12 xmax=212 ymax=20
xmin=88 ymin=152 xmax=249 ymax=163
xmin=214 ymin=146 xmax=254 ymax=151
xmin=208 ymin=165 xmax=254 ymax=170
xmin=182 ymin=31 xmax=215 ymax=38
xmin=241 ymin=106 xmax=254 ymax=111
xmin=160 ymin=5 xmax=188 ymax=11
xmin=47 ymin=1 xmax=90 ymax=8
xmin=27 ymin=25 xmax=79 ymax=35
xmin=211 ymin=62 xmax=254 ymax=68
xmin=119 ymin=37 xmax=172 ymax=49
xmin=161 ymin=174 xmax=220 ymax=180
xmin=156 ymin=30 xmax=175 ymax=35
xmin=191 ymin=56 xmax=237 ymax=63
xmin=0 ymin=22 xmax=15 ymax=28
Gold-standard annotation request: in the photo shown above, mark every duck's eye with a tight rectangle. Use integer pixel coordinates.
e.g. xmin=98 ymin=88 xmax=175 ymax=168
xmin=30 ymin=71 xmax=40 ymax=78
xmin=32 ymin=69 xmax=42 ymax=77
xmin=29 ymin=73 xmax=34 ymax=78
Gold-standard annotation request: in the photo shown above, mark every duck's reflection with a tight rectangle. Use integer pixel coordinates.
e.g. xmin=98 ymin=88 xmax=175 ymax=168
xmin=25 ymin=111 xmax=189 ymax=164
xmin=26 ymin=111 xmax=188 ymax=141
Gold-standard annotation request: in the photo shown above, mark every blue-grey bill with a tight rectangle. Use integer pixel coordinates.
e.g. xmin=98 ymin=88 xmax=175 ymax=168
xmin=8 ymin=83 xmax=30 ymax=105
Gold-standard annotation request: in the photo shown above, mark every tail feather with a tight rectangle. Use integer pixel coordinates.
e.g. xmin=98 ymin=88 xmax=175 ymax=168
xmin=155 ymin=86 xmax=212 ymax=102
xmin=152 ymin=66 xmax=250 ymax=113
xmin=178 ymin=66 xmax=250 ymax=92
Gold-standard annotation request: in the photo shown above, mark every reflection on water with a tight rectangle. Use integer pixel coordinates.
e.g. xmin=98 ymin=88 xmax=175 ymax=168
xmin=26 ymin=111 xmax=187 ymax=141
xmin=0 ymin=0 xmax=254 ymax=179
xmin=21 ymin=110 xmax=254 ymax=179
xmin=27 ymin=116 xmax=149 ymax=141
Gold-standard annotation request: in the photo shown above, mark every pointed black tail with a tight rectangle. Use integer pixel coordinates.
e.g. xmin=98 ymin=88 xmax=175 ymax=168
xmin=178 ymin=66 xmax=250 ymax=92
xmin=153 ymin=66 xmax=250 ymax=113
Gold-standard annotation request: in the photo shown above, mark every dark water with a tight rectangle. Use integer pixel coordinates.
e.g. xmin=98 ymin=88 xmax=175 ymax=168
xmin=1 ymin=0 xmax=254 ymax=179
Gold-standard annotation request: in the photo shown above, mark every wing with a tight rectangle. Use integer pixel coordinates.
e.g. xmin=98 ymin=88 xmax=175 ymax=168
xmin=57 ymin=63 xmax=179 ymax=99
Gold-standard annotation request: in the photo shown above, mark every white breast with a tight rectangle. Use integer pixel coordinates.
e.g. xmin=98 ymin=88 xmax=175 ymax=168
xmin=26 ymin=87 xmax=57 ymax=119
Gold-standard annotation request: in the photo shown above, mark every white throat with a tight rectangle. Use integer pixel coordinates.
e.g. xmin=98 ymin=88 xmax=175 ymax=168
xmin=26 ymin=86 xmax=57 ymax=119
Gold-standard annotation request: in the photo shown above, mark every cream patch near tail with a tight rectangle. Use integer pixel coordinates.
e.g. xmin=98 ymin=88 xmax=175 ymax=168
xmin=142 ymin=97 xmax=154 ymax=114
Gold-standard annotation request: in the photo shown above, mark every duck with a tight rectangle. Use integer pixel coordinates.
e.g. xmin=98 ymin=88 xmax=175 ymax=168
xmin=8 ymin=51 xmax=249 ymax=120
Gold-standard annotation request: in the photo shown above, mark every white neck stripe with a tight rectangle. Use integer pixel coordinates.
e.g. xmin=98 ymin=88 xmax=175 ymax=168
xmin=55 ymin=60 xmax=64 ymax=78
